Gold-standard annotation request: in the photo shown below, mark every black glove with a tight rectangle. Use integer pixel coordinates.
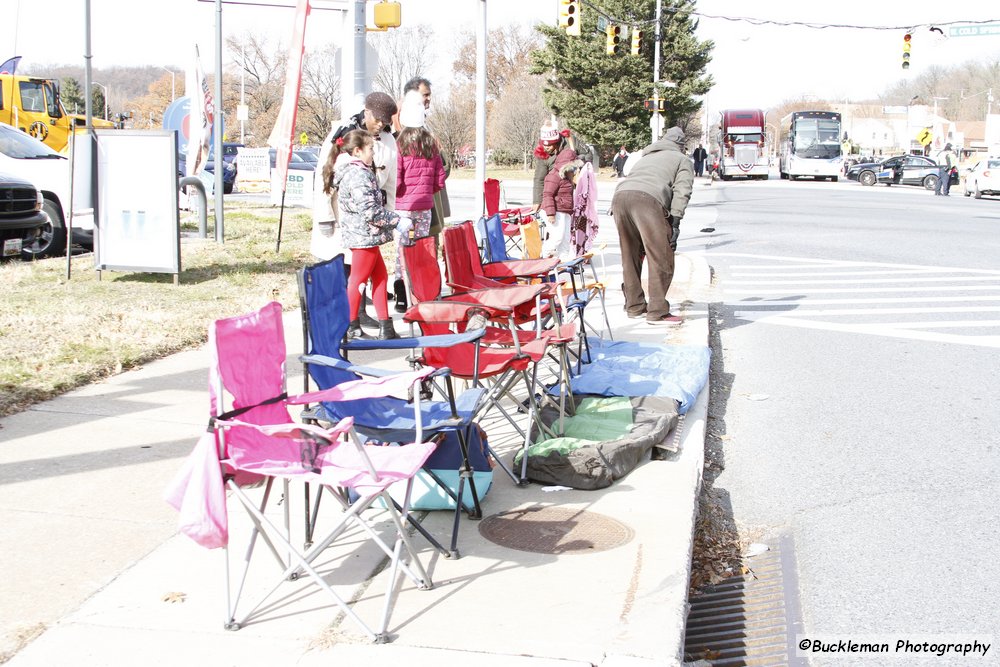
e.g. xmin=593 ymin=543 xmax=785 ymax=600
xmin=669 ymin=216 xmax=681 ymax=251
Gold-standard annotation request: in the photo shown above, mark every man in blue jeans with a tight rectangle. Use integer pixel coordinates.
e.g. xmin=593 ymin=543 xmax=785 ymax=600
xmin=935 ymin=143 xmax=956 ymax=196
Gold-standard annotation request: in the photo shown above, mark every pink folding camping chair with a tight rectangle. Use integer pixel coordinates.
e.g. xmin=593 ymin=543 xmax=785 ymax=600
xmin=165 ymin=302 xmax=438 ymax=643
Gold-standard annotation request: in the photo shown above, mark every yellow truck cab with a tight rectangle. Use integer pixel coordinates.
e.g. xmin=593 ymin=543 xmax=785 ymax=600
xmin=0 ymin=74 xmax=114 ymax=152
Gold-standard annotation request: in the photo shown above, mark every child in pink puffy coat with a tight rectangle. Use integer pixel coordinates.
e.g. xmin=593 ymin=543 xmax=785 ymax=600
xmin=393 ymin=89 xmax=445 ymax=311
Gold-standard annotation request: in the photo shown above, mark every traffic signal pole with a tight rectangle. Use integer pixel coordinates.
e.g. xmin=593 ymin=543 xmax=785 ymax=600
xmin=475 ymin=0 xmax=486 ymax=215
xmin=651 ymin=0 xmax=663 ymax=142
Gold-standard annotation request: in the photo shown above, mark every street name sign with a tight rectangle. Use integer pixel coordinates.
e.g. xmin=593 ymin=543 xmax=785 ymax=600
xmin=949 ymin=24 xmax=1000 ymax=38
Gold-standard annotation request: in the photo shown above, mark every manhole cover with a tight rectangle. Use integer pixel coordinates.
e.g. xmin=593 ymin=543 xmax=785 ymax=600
xmin=478 ymin=506 xmax=634 ymax=554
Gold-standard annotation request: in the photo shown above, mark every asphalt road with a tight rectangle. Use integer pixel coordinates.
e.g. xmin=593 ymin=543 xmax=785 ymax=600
xmin=693 ymin=173 xmax=1000 ymax=664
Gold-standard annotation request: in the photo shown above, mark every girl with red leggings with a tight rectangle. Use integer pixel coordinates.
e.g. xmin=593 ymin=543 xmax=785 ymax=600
xmin=322 ymin=129 xmax=400 ymax=339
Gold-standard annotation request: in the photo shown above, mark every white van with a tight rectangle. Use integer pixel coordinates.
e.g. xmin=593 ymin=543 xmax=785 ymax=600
xmin=0 ymin=122 xmax=93 ymax=258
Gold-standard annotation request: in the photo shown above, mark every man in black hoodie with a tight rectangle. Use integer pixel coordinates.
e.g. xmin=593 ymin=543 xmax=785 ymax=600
xmin=611 ymin=126 xmax=694 ymax=324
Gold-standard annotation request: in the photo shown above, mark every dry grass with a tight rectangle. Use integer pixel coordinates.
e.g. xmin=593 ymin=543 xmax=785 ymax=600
xmin=0 ymin=204 xmax=315 ymax=418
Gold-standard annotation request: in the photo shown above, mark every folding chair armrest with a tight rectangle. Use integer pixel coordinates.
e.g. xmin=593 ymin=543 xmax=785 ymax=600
xmin=300 ymin=354 xmax=398 ymax=379
xmin=404 ymin=301 xmax=509 ymax=323
xmin=411 ymin=329 xmax=486 ymax=348
xmin=556 ymin=256 xmax=588 ymax=271
xmin=342 ymin=337 xmax=427 ymax=352
xmin=289 ymin=367 xmax=434 ymax=405
xmin=482 ymin=257 xmax=560 ymax=278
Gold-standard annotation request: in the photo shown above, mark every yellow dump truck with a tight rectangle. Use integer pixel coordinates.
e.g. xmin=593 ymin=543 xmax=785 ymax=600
xmin=0 ymin=74 xmax=114 ymax=152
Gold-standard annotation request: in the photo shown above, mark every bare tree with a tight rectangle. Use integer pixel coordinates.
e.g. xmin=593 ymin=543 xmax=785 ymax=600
xmin=299 ymin=43 xmax=341 ymax=143
xmin=452 ymin=24 xmax=541 ymax=101
xmin=225 ymin=32 xmax=286 ymax=146
xmin=490 ymin=73 xmax=547 ymax=170
xmin=427 ymin=84 xmax=476 ymax=167
xmin=368 ymin=25 xmax=436 ymax=98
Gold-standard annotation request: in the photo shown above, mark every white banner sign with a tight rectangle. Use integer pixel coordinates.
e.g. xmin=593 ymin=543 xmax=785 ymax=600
xmin=269 ymin=169 xmax=314 ymax=207
xmin=235 ymin=147 xmax=270 ymax=193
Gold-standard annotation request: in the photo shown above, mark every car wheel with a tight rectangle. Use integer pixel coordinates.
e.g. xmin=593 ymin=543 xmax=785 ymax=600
xmin=923 ymin=174 xmax=938 ymax=190
xmin=21 ymin=198 xmax=67 ymax=260
xmin=223 ymin=181 xmax=234 ymax=195
xmin=831 ymin=176 xmax=839 ymax=183
xmin=859 ymin=171 xmax=876 ymax=186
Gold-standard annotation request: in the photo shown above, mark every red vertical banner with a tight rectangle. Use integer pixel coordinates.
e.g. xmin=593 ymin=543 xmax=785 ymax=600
xmin=267 ymin=0 xmax=311 ymax=191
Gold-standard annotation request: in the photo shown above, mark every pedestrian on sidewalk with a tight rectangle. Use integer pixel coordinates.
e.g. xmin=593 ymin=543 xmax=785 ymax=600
xmin=611 ymin=125 xmax=694 ymax=324
xmin=312 ymin=91 xmax=399 ymax=331
xmin=323 ymin=129 xmax=401 ymax=340
xmin=531 ymin=119 xmax=560 ymax=240
xmin=394 ymin=89 xmax=446 ymax=312
xmin=540 ymin=123 xmax=581 ymax=260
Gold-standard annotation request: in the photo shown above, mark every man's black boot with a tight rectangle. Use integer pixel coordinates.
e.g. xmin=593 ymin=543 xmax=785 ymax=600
xmin=394 ymin=279 xmax=408 ymax=313
xmin=377 ymin=319 xmax=399 ymax=340
xmin=346 ymin=319 xmax=372 ymax=339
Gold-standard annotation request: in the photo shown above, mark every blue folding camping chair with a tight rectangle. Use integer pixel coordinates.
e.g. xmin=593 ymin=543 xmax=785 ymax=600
xmin=297 ymin=254 xmax=489 ymax=558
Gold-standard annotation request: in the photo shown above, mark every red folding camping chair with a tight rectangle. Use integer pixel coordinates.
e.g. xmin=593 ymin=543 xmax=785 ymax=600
xmin=484 ymin=177 xmax=535 ymax=257
xmin=165 ymin=302 xmax=437 ymax=643
xmin=404 ymin=237 xmax=575 ymax=478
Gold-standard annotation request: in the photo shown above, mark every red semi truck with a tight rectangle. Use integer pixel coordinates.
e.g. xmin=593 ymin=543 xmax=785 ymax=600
xmin=716 ymin=109 xmax=769 ymax=180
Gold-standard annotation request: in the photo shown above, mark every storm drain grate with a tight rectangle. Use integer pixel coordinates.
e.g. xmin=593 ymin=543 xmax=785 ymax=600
xmin=684 ymin=534 xmax=805 ymax=666
xmin=478 ymin=505 xmax=634 ymax=555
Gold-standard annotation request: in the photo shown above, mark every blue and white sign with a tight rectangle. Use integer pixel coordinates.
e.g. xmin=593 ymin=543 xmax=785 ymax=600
xmin=949 ymin=24 xmax=1000 ymax=38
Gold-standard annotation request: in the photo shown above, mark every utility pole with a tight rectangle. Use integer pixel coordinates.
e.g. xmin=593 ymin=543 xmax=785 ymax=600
xmin=651 ymin=0 xmax=663 ymax=143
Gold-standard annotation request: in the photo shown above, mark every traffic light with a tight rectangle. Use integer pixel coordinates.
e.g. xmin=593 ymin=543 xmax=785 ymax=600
xmin=373 ymin=1 xmax=401 ymax=29
xmin=902 ymin=32 xmax=912 ymax=70
xmin=631 ymin=27 xmax=643 ymax=55
xmin=559 ymin=0 xmax=581 ymax=37
xmin=606 ymin=25 xmax=622 ymax=55
xmin=643 ymin=98 xmax=666 ymax=112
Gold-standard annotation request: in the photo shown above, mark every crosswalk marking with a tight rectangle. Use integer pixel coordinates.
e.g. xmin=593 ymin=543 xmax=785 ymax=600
xmin=707 ymin=252 xmax=1000 ymax=347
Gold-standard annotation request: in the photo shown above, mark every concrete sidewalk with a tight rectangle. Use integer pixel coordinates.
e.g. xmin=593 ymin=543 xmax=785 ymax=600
xmin=1 ymin=183 xmax=717 ymax=666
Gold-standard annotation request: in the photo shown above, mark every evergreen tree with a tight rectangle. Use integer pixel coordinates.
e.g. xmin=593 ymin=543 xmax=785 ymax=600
xmin=530 ymin=0 xmax=713 ymax=158
xmin=60 ymin=77 xmax=85 ymax=115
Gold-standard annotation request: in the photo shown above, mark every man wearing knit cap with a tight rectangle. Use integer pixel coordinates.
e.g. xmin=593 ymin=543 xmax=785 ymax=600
xmin=312 ymin=91 xmax=399 ymax=330
xmin=611 ymin=125 xmax=694 ymax=324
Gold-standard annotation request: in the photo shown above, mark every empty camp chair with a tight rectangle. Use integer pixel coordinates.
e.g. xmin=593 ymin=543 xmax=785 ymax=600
xmin=487 ymin=213 xmax=614 ymax=359
xmin=165 ymin=302 xmax=437 ymax=643
xmin=484 ymin=177 xmax=534 ymax=256
xmin=297 ymin=255 xmax=489 ymax=557
xmin=402 ymin=237 xmax=574 ymax=482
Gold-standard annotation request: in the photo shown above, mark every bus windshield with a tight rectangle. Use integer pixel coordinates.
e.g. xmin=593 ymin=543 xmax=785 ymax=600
xmin=792 ymin=118 xmax=840 ymax=159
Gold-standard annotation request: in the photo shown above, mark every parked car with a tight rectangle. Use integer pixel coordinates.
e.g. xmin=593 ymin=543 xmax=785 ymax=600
xmin=294 ymin=149 xmax=318 ymax=168
xmin=177 ymin=153 xmax=237 ymax=194
xmin=268 ymin=148 xmax=315 ymax=171
xmin=0 ymin=122 xmax=90 ymax=257
xmin=0 ymin=171 xmax=47 ymax=260
xmin=846 ymin=154 xmax=957 ymax=190
xmin=221 ymin=142 xmax=243 ymax=167
xmin=962 ymin=158 xmax=1000 ymax=198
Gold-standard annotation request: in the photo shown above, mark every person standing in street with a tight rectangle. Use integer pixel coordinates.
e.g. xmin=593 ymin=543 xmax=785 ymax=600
xmin=935 ymin=142 xmax=957 ymax=196
xmin=612 ymin=146 xmax=629 ymax=178
xmin=611 ymin=125 xmax=694 ymax=324
xmin=692 ymin=143 xmax=708 ymax=177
